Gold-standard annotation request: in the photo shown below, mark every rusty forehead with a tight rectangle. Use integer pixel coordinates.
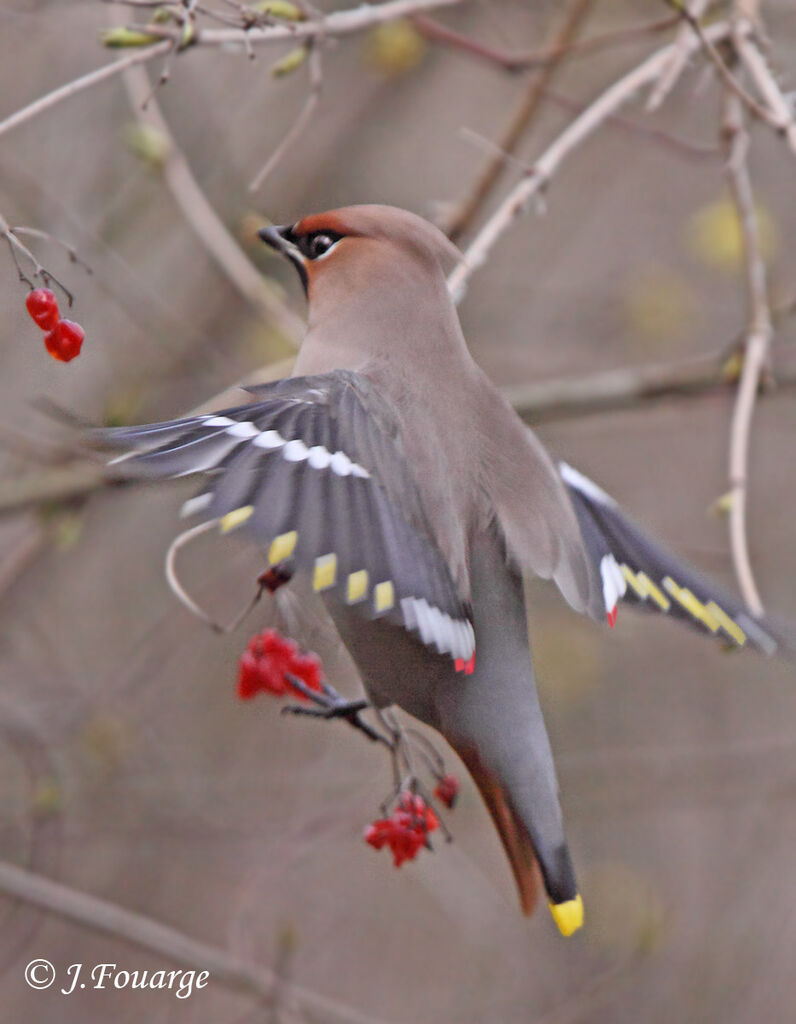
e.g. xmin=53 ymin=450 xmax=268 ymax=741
xmin=292 ymin=211 xmax=358 ymax=236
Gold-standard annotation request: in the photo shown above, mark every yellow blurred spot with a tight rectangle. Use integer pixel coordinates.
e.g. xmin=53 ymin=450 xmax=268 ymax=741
xmin=582 ymin=863 xmax=665 ymax=955
xmin=32 ymin=779 xmax=62 ymax=817
xmin=625 ymin=265 xmax=696 ymax=343
xmin=365 ymin=19 xmax=427 ymax=77
xmin=708 ymin=490 xmax=735 ymax=519
xmin=688 ymin=196 xmax=777 ymax=271
xmin=81 ymin=714 xmax=130 ymax=774
xmin=549 ymin=894 xmax=584 ymax=937
xmin=220 ymin=506 xmax=254 ymax=533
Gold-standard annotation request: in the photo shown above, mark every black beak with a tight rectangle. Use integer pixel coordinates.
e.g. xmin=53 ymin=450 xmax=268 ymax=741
xmin=258 ymin=224 xmax=293 ymax=254
xmin=258 ymin=223 xmax=308 ymax=295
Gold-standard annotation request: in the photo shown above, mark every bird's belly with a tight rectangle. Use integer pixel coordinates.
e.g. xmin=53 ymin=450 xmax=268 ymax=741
xmin=321 ymin=595 xmax=451 ymax=729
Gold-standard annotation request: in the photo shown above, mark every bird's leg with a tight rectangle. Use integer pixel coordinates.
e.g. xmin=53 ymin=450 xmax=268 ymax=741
xmin=281 ymin=674 xmax=391 ymax=746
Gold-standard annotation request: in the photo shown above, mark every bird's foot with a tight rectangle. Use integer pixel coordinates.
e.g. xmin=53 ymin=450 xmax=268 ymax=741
xmin=281 ymin=678 xmax=390 ymax=745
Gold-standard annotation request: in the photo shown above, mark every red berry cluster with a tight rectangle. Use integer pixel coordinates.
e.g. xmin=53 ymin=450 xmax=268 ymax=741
xmin=364 ymin=792 xmax=439 ymax=867
xmin=25 ymin=288 xmax=84 ymax=362
xmin=237 ymin=629 xmax=324 ymax=701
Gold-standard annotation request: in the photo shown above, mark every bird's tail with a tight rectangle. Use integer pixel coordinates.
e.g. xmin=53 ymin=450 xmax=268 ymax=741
xmin=559 ymin=462 xmax=795 ymax=657
xmin=453 ymin=742 xmax=543 ymax=916
xmin=434 ymin=528 xmax=584 ymax=936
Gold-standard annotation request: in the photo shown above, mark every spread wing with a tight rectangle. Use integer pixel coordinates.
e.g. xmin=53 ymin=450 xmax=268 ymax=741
xmin=92 ymin=371 xmax=475 ymax=664
xmin=559 ymin=462 xmax=790 ymax=656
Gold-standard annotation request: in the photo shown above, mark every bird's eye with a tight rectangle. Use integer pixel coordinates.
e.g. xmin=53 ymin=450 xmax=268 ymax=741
xmin=299 ymin=232 xmax=340 ymax=260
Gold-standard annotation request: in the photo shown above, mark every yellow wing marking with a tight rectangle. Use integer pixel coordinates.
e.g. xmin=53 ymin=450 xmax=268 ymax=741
xmin=313 ymin=553 xmax=337 ymax=591
xmin=346 ymin=570 xmax=368 ymax=604
xmin=663 ymin=577 xmax=720 ymax=632
xmin=374 ymin=580 xmax=395 ymax=612
xmin=705 ymin=600 xmax=746 ymax=646
xmin=620 ymin=564 xmax=671 ymax=611
xmin=219 ymin=505 xmax=254 ymax=533
xmin=268 ymin=530 xmax=297 ymax=564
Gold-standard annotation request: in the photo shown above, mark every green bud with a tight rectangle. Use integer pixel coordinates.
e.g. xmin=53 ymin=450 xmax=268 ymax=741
xmin=270 ymin=45 xmax=309 ymax=77
xmin=124 ymin=123 xmax=170 ymax=170
xmin=252 ymin=0 xmax=305 ymax=20
xmin=101 ymin=26 xmax=161 ymax=48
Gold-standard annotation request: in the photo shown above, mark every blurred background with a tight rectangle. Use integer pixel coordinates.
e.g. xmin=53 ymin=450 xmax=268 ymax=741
xmin=1 ymin=1 xmax=795 ymax=1021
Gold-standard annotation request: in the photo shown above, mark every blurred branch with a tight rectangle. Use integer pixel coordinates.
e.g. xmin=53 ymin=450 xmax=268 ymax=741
xmin=412 ymin=12 xmax=677 ymax=74
xmin=645 ymin=0 xmax=709 ymax=111
xmin=248 ymin=43 xmax=323 ymax=193
xmin=0 ymin=211 xmax=76 ymax=306
xmin=2 ymin=334 xmax=795 ymax=517
xmin=129 ymin=0 xmax=462 ymax=48
xmin=662 ymin=0 xmax=783 ymax=130
xmin=447 ymin=19 xmax=736 ymax=301
xmin=721 ymin=87 xmax=773 ymax=617
xmin=0 ymin=0 xmax=458 ymax=142
xmin=0 ymin=860 xmax=392 ymax=1024
xmin=507 ymin=338 xmax=796 ymax=424
xmin=735 ymin=25 xmax=796 ymax=155
xmin=441 ymin=0 xmax=596 ymax=242
xmin=120 ymin=63 xmax=303 ymax=343
xmin=0 ymin=42 xmax=171 ymax=139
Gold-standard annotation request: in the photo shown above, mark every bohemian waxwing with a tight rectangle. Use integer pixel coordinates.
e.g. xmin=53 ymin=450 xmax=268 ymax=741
xmin=95 ymin=205 xmax=792 ymax=937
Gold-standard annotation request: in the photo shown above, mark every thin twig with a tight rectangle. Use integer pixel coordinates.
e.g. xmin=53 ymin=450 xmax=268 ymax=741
xmin=442 ymin=0 xmax=595 ymax=241
xmin=0 ymin=0 xmax=459 ymax=141
xmin=721 ymin=87 xmax=773 ymax=616
xmin=248 ymin=44 xmax=323 ymax=192
xmin=120 ymin=62 xmax=303 ymax=343
xmin=412 ymin=12 xmax=678 ymax=74
xmin=646 ymin=0 xmax=709 ymax=111
xmin=735 ymin=28 xmax=796 ymax=155
xmin=0 ymin=42 xmax=172 ymax=139
xmin=663 ymin=0 xmax=782 ymax=129
xmin=0 ymin=212 xmax=75 ymax=305
xmin=0 ymin=860 xmax=393 ymax=1024
xmin=125 ymin=0 xmax=461 ymax=48
xmin=446 ymin=19 xmax=737 ymax=301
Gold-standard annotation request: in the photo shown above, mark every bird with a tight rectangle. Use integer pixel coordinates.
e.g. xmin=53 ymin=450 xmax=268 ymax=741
xmin=93 ymin=204 xmax=792 ymax=937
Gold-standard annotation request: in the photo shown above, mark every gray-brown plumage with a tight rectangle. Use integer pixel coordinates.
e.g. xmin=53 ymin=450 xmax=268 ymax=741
xmin=95 ymin=205 xmax=788 ymax=935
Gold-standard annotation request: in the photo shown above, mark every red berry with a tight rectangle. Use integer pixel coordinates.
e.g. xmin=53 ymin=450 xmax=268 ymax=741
xmin=44 ymin=319 xmax=84 ymax=363
xmin=25 ymin=288 xmax=60 ymax=331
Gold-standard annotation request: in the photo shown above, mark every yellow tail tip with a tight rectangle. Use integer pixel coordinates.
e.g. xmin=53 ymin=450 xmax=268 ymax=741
xmin=549 ymin=894 xmax=584 ymax=936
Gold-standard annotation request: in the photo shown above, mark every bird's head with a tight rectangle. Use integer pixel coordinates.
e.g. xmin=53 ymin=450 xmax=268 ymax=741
xmin=259 ymin=204 xmax=462 ymax=304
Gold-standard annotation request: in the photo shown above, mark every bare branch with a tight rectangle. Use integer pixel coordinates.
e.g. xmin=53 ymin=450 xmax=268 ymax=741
xmin=441 ymin=0 xmax=596 ymax=242
xmin=127 ymin=0 xmax=462 ymax=48
xmin=120 ymin=62 xmax=303 ymax=342
xmin=735 ymin=29 xmax=796 ymax=155
xmin=0 ymin=0 xmax=459 ymax=142
xmin=0 ymin=42 xmax=171 ymax=139
xmin=646 ymin=0 xmax=709 ymax=111
xmin=412 ymin=12 xmax=677 ymax=74
xmin=721 ymin=88 xmax=774 ymax=617
xmin=447 ymin=20 xmax=736 ymax=301
xmin=0 ymin=860 xmax=392 ymax=1024
xmin=248 ymin=43 xmax=323 ymax=192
